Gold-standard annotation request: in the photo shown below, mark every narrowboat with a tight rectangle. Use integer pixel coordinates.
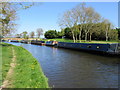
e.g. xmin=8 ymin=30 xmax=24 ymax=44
xmin=31 ymin=40 xmax=45 ymax=45
xmin=45 ymin=41 xmax=58 ymax=46
xmin=11 ymin=40 xmax=19 ymax=42
xmin=20 ymin=40 xmax=29 ymax=44
xmin=57 ymin=42 xmax=120 ymax=55
xmin=1 ymin=39 xmax=6 ymax=42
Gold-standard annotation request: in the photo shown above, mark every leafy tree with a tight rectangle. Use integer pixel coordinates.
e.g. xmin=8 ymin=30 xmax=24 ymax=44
xmin=44 ymin=30 xmax=58 ymax=39
xmin=116 ymin=28 xmax=120 ymax=40
xmin=1 ymin=2 xmax=17 ymax=36
xmin=57 ymin=31 xmax=64 ymax=38
xmin=108 ymin=30 xmax=118 ymax=40
xmin=15 ymin=34 xmax=21 ymax=38
xmin=1 ymin=2 xmax=35 ymax=36
xmin=64 ymin=27 xmax=73 ymax=39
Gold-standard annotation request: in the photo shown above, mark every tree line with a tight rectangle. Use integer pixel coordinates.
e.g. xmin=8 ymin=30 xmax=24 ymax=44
xmin=44 ymin=27 xmax=119 ymax=41
xmin=15 ymin=28 xmax=43 ymax=39
xmin=63 ymin=24 xmax=119 ymax=41
xmin=58 ymin=3 xmax=119 ymax=42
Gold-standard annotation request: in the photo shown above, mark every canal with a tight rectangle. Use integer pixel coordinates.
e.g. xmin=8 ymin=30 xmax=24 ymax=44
xmin=6 ymin=42 xmax=119 ymax=88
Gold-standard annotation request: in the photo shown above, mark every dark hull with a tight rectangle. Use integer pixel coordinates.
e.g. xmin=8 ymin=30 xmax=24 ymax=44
xmin=11 ymin=40 xmax=19 ymax=43
xmin=45 ymin=44 xmax=55 ymax=46
xmin=31 ymin=41 xmax=45 ymax=45
xmin=20 ymin=41 xmax=29 ymax=44
xmin=57 ymin=42 xmax=120 ymax=55
xmin=31 ymin=42 xmax=42 ymax=45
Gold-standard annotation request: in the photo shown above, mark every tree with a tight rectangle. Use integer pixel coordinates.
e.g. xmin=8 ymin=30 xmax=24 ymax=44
xmin=101 ymin=19 xmax=112 ymax=41
xmin=57 ymin=31 xmax=64 ymax=38
xmin=22 ymin=31 xmax=28 ymax=39
xmin=64 ymin=27 xmax=73 ymax=39
xmin=85 ymin=7 xmax=101 ymax=41
xmin=30 ymin=31 xmax=35 ymax=38
xmin=116 ymin=28 xmax=120 ymax=40
xmin=59 ymin=10 xmax=77 ymax=42
xmin=36 ymin=28 xmax=43 ymax=38
xmin=74 ymin=3 xmax=87 ymax=42
xmin=59 ymin=3 xmax=116 ymax=42
xmin=44 ymin=30 xmax=58 ymax=39
xmin=59 ymin=3 xmax=102 ymax=42
xmin=15 ymin=34 xmax=21 ymax=38
xmin=1 ymin=2 xmax=17 ymax=36
xmin=109 ymin=29 xmax=118 ymax=40
xmin=1 ymin=2 xmax=35 ymax=37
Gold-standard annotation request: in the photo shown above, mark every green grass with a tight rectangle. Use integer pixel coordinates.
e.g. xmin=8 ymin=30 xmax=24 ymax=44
xmin=42 ymin=38 xmax=73 ymax=42
xmin=0 ymin=43 xmax=13 ymax=86
xmin=42 ymin=38 xmax=120 ymax=44
xmin=1 ymin=43 xmax=49 ymax=88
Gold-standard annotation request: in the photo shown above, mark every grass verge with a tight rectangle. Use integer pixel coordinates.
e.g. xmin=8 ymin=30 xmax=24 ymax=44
xmin=42 ymin=38 xmax=120 ymax=44
xmin=0 ymin=43 xmax=13 ymax=86
xmin=1 ymin=43 xmax=49 ymax=88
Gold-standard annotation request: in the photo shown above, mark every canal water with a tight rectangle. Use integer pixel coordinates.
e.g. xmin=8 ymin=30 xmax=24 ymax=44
xmin=6 ymin=42 xmax=119 ymax=88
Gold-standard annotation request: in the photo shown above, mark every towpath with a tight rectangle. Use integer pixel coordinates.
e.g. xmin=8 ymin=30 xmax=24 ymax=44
xmin=0 ymin=47 xmax=16 ymax=89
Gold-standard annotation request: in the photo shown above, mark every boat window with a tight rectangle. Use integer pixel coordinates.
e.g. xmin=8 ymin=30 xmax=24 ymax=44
xmin=96 ymin=46 xmax=100 ymax=49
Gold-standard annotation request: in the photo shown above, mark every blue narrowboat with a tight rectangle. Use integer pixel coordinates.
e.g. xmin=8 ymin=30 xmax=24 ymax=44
xmin=57 ymin=42 xmax=120 ymax=55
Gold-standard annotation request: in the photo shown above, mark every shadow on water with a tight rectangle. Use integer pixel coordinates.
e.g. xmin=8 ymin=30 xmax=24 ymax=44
xmin=52 ymin=46 xmax=120 ymax=64
xmin=5 ymin=42 xmax=119 ymax=88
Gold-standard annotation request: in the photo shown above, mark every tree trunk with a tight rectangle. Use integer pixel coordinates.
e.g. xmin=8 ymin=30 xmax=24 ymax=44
xmin=79 ymin=30 xmax=81 ymax=42
xmin=85 ymin=33 xmax=87 ymax=42
xmin=85 ymin=31 xmax=88 ymax=42
xmin=90 ymin=33 xmax=92 ymax=42
xmin=106 ymin=30 xmax=108 ymax=41
xmin=79 ymin=26 xmax=82 ymax=42
xmin=75 ymin=33 xmax=77 ymax=41
xmin=72 ymin=31 xmax=75 ymax=43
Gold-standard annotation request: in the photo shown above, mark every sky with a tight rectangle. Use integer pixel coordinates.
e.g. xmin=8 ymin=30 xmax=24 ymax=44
xmin=15 ymin=2 xmax=118 ymax=37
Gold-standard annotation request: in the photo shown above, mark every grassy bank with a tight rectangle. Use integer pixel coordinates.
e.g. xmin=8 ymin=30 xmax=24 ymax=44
xmin=42 ymin=38 xmax=119 ymax=44
xmin=1 ymin=43 xmax=49 ymax=88
xmin=1 ymin=43 xmax=13 ymax=86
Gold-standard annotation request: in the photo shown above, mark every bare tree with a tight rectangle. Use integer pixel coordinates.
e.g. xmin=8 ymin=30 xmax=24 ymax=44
xmin=59 ymin=3 xmax=113 ymax=42
xmin=59 ymin=10 xmax=79 ymax=43
xmin=75 ymin=4 xmax=101 ymax=42
xmin=74 ymin=3 xmax=88 ymax=42
xmin=36 ymin=28 xmax=43 ymax=38
xmin=85 ymin=7 xmax=101 ymax=41
xmin=30 ymin=31 xmax=35 ymax=38
xmin=102 ymin=19 xmax=112 ymax=41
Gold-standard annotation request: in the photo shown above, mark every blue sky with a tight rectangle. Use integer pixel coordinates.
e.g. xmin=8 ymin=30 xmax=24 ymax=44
xmin=16 ymin=2 xmax=118 ymax=37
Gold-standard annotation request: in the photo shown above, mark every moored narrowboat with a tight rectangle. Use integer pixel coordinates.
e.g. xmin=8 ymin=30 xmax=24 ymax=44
xmin=57 ymin=42 xmax=120 ymax=55
xmin=45 ymin=41 xmax=58 ymax=46
xmin=20 ymin=40 xmax=29 ymax=44
xmin=11 ymin=40 xmax=19 ymax=42
xmin=31 ymin=40 xmax=45 ymax=45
